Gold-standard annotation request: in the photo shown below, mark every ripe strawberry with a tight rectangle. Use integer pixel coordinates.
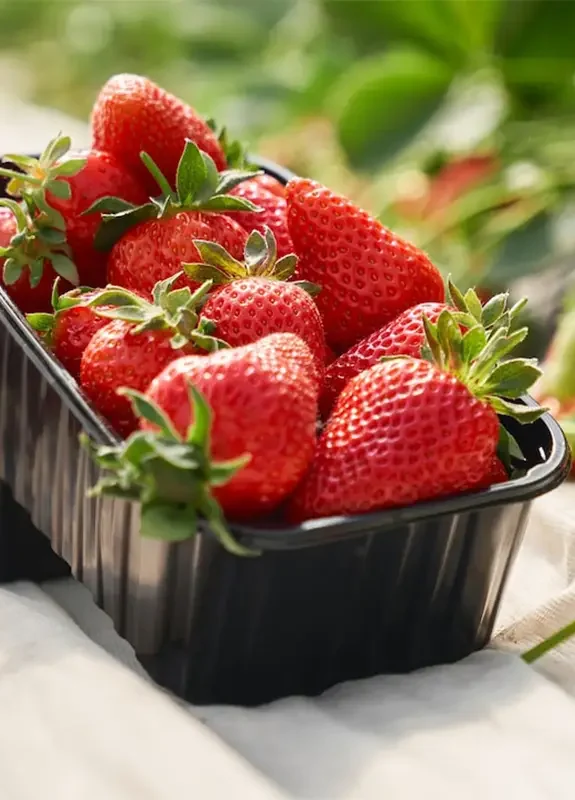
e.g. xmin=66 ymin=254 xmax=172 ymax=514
xmin=0 ymin=204 xmax=60 ymax=313
xmin=250 ymin=174 xmax=286 ymax=198
xmin=285 ymin=177 xmax=445 ymax=352
xmin=91 ymin=73 xmax=227 ymax=194
xmin=26 ymin=283 xmax=112 ymax=379
xmin=95 ymin=141 xmax=259 ymax=297
xmin=320 ymin=282 xmax=522 ymax=417
xmin=287 ymin=304 xmax=543 ymax=522
xmin=227 ymin=180 xmax=293 ymax=258
xmin=476 ymin=455 xmax=508 ymax=488
xmin=0 ymin=134 xmax=147 ymax=292
xmin=184 ymin=228 xmax=325 ymax=380
xmin=78 ymin=275 xmax=223 ymax=437
xmin=82 ymin=333 xmax=319 ymax=555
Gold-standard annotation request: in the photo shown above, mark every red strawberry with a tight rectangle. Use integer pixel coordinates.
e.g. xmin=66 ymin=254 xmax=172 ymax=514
xmin=476 ymin=455 xmax=508 ymax=488
xmin=250 ymin=174 xmax=286 ymax=198
xmin=287 ymin=304 xmax=542 ymax=522
xmin=91 ymin=73 xmax=227 ymax=194
xmin=0 ymin=204 xmax=60 ymax=313
xmin=0 ymin=135 xmax=147 ymax=293
xmin=320 ymin=278 xmax=522 ymax=418
xmin=286 ymin=177 xmax=445 ymax=352
xmin=82 ymin=333 xmax=319 ymax=555
xmin=78 ymin=275 xmax=222 ymax=437
xmin=96 ymin=141 xmax=259 ymax=297
xmin=321 ymin=301 xmax=447 ymax=418
xmin=184 ymin=228 xmax=325 ymax=380
xmin=227 ymin=181 xmax=293 ymax=258
xmin=27 ymin=284 xmax=112 ymax=379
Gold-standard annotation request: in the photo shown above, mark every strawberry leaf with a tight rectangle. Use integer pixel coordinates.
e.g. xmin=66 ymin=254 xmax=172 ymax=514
xmin=46 ymin=179 xmax=71 ymax=201
xmin=461 ymin=325 xmax=486 ymax=362
xmin=481 ymin=293 xmax=508 ymax=328
xmin=83 ymin=197 xmax=137 ymax=216
xmin=54 ymin=158 xmax=86 ymax=178
xmin=94 ymin=203 xmax=159 ymax=251
xmin=176 ymin=139 xmax=209 ymax=205
xmin=49 ymin=252 xmax=79 ymax=285
xmin=119 ymin=388 xmax=179 ymax=440
xmin=483 ymin=359 xmax=542 ymax=399
xmin=199 ymin=195 xmax=262 ymax=213
xmin=489 ymin=396 xmax=547 ymax=424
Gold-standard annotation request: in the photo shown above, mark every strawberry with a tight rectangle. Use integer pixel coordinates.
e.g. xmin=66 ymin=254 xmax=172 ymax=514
xmin=26 ymin=282 xmax=112 ymax=379
xmin=476 ymin=455 xmax=509 ymax=488
xmin=287 ymin=302 xmax=543 ymax=522
xmin=91 ymin=73 xmax=227 ymax=194
xmin=285 ymin=177 xmax=445 ymax=352
xmin=183 ymin=228 xmax=325 ymax=380
xmin=250 ymin=174 xmax=286 ymax=198
xmin=0 ymin=204 xmax=60 ymax=313
xmin=320 ymin=282 xmax=523 ymax=417
xmin=78 ymin=275 xmax=224 ymax=437
xmin=82 ymin=333 xmax=319 ymax=555
xmin=227 ymin=180 xmax=293 ymax=258
xmin=93 ymin=140 xmax=259 ymax=298
xmin=0 ymin=134 xmax=147 ymax=294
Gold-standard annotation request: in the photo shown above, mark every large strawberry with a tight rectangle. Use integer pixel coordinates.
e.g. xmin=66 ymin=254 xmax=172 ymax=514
xmin=91 ymin=73 xmax=227 ymax=194
xmin=321 ymin=282 xmax=524 ymax=417
xmin=183 ymin=228 xmax=325 ymax=379
xmin=78 ymin=275 xmax=225 ymax=437
xmin=287 ymin=303 xmax=543 ymax=522
xmin=82 ymin=333 xmax=319 ymax=555
xmin=227 ymin=180 xmax=293 ymax=258
xmin=91 ymin=140 xmax=259 ymax=297
xmin=0 ymin=134 xmax=147 ymax=296
xmin=285 ymin=177 xmax=445 ymax=352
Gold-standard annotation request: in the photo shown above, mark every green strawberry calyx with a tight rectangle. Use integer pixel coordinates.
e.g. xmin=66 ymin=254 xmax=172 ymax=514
xmin=26 ymin=278 xmax=95 ymax=344
xmin=58 ymin=273 xmax=230 ymax=352
xmin=183 ymin=226 xmax=321 ymax=296
xmin=80 ymin=383 xmax=259 ymax=558
xmin=0 ymin=133 xmax=86 ymax=286
xmin=88 ymin=139 xmax=264 ymax=252
xmin=205 ymin=116 xmax=258 ymax=172
xmin=418 ymin=279 xmax=547 ymax=471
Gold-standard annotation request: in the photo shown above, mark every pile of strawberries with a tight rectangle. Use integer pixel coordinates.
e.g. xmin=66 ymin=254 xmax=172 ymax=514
xmin=0 ymin=74 xmax=546 ymax=555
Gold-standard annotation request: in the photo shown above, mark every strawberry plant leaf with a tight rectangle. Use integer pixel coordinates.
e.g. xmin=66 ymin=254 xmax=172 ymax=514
xmin=483 ymin=359 xmax=542 ymax=398
xmin=28 ymin=258 xmax=44 ymax=288
xmin=464 ymin=288 xmax=483 ymax=321
xmin=44 ymin=133 xmax=71 ymax=163
xmin=192 ymin=240 xmax=246 ymax=276
xmin=176 ymin=139 xmax=209 ymax=205
xmin=4 ymin=258 xmax=22 ymax=285
xmin=481 ymin=293 xmax=509 ymax=328
xmin=274 ymin=255 xmax=298 ymax=281
xmin=37 ymin=227 xmax=67 ymax=246
xmin=54 ymin=158 xmax=86 ymax=178
xmin=462 ymin=325 xmax=486 ymax=362
xmin=46 ymin=179 xmax=71 ymax=201
xmin=140 ymin=501 xmax=198 ymax=543
xmin=140 ymin=151 xmax=174 ymax=198
xmin=94 ymin=203 xmax=159 ymax=251
xmin=49 ymin=252 xmax=79 ymax=285
xmin=446 ymin=277 xmax=468 ymax=312
xmin=119 ymin=388 xmax=180 ymax=440
xmin=26 ymin=312 xmax=54 ymax=334
xmin=199 ymin=195 xmax=262 ymax=213
xmin=185 ymin=383 xmax=211 ymax=449
xmin=82 ymin=196 xmax=137 ymax=216
xmin=490 ymin=396 xmax=547 ymax=424
xmin=215 ymin=169 xmax=262 ymax=197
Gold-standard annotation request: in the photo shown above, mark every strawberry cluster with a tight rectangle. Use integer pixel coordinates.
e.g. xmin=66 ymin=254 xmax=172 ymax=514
xmin=0 ymin=74 xmax=547 ymax=556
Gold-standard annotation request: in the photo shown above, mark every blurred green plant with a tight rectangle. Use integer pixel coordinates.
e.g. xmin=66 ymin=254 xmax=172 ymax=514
xmin=0 ymin=0 xmax=573 ymax=295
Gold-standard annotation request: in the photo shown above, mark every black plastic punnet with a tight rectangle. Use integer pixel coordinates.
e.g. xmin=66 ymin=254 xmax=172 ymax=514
xmin=0 ymin=159 xmax=569 ymax=706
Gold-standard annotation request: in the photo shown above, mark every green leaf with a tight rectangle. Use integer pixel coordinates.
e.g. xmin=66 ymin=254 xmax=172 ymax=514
xmin=330 ymin=48 xmax=453 ymax=170
xmin=274 ymin=255 xmax=298 ymax=281
xmin=28 ymin=259 xmax=44 ymax=289
xmin=199 ymin=195 xmax=262 ymax=213
xmin=26 ymin=312 xmax=54 ymax=334
xmin=0 ymin=198 xmax=28 ymax=230
xmin=95 ymin=306 xmax=156 ymax=324
xmin=185 ymin=383 xmax=212 ymax=449
xmin=183 ymin=264 xmax=230 ymax=285
xmin=119 ymin=388 xmax=179 ymax=440
xmin=464 ymin=288 xmax=483 ymax=321
xmin=83 ymin=196 xmax=137 ymax=216
xmin=481 ymin=293 xmax=509 ymax=328
xmin=54 ymin=158 xmax=87 ymax=178
xmin=45 ymin=134 xmax=71 ymax=163
xmin=489 ymin=396 xmax=547 ymax=424
xmin=94 ymin=204 xmax=159 ymax=252
xmin=37 ymin=227 xmax=67 ymax=246
xmin=49 ymin=252 xmax=79 ymax=285
xmin=46 ymin=179 xmax=71 ymax=201
xmin=140 ymin=501 xmax=197 ymax=542
xmin=140 ymin=151 xmax=174 ymax=198
xmin=484 ymin=359 xmax=542 ymax=398
xmin=4 ymin=258 xmax=23 ymax=285
xmin=176 ymin=139 xmax=209 ymax=205
xmin=193 ymin=240 xmax=246 ymax=276
xmin=462 ymin=325 xmax=487 ymax=362
xmin=215 ymin=169 xmax=262 ymax=197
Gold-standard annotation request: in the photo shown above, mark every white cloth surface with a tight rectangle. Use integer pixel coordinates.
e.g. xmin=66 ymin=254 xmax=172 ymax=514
xmin=2 ymin=96 xmax=575 ymax=798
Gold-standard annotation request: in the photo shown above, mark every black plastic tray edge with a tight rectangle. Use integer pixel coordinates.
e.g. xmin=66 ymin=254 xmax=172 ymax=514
xmin=0 ymin=156 xmax=570 ymax=552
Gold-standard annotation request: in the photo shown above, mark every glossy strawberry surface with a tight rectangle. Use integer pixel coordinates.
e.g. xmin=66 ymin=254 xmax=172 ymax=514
xmin=228 ymin=181 xmax=293 ymax=258
xmin=286 ymin=178 xmax=445 ymax=352
xmin=144 ymin=333 xmax=319 ymax=519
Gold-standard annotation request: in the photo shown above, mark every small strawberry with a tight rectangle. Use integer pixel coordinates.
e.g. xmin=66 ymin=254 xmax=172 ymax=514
xmin=183 ymin=228 xmax=325 ymax=380
xmin=286 ymin=177 xmax=445 ymax=352
xmin=78 ymin=275 xmax=225 ymax=437
xmin=91 ymin=140 xmax=260 ymax=297
xmin=82 ymin=333 xmax=319 ymax=555
xmin=287 ymin=303 xmax=543 ymax=522
xmin=26 ymin=281 xmax=112 ymax=379
xmin=321 ymin=282 xmax=524 ymax=417
xmin=91 ymin=73 xmax=227 ymax=194
xmin=227 ymin=180 xmax=293 ymax=258
xmin=0 ymin=203 xmax=60 ymax=313
xmin=0 ymin=134 xmax=148 ymax=293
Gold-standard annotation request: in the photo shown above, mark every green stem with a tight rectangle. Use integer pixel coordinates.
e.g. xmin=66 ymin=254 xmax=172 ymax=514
xmin=522 ymin=619 xmax=575 ymax=664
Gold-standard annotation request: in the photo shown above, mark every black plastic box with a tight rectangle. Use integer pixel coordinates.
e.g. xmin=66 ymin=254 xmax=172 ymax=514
xmin=0 ymin=159 xmax=570 ymax=706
